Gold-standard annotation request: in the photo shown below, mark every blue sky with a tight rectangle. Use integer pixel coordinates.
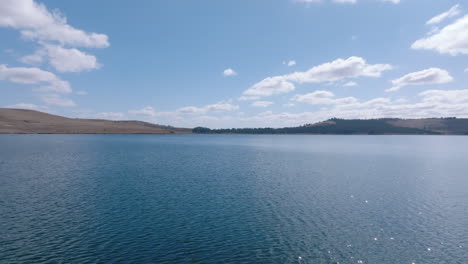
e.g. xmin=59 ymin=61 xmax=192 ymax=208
xmin=1 ymin=0 xmax=468 ymax=128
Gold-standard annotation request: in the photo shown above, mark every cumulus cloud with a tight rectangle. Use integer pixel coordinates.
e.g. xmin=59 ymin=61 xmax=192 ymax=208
xmin=128 ymin=106 xmax=157 ymax=117
xmin=223 ymin=68 xmax=237 ymax=76
xmin=177 ymin=106 xmax=206 ymax=115
xmin=231 ymin=89 xmax=468 ymax=128
xmin=386 ymin=68 xmax=453 ymax=92
xmin=251 ymin=101 xmax=274 ymax=107
xmin=177 ymin=102 xmax=239 ymax=114
xmin=343 ymin=81 xmax=358 ymax=87
xmin=0 ymin=0 xmax=109 ymax=48
xmin=44 ymin=45 xmax=100 ymax=72
xmin=1 ymin=0 xmax=108 ymax=76
xmin=238 ymin=95 xmax=261 ymax=101
xmin=292 ymin=90 xmax=358 ymax=105
xmin=144 ymin=89 xmax=468 ymax=128
xmin=19 ymin=49 xmax=45 ymax=65
xmin=426 ymin=4 xmax=461 ymax=25
xmin=0 ymin=64 xmax=71 ymax=93
xmin=287 ymin=56 xmax=392 ymax=83
xmin=19 ymin=42 xmax=102 ymax=73
xmin=38 ymin=93 xmax=76 ymax=107
xmin=244 ymin=76 xmax=296 ymax=97
xmin=205 ymin=103 xmax=239 ymax=112
xmin=243 ymin=56 xmax=392 ymax=98
xmin=412 ymin=15 xmax=468 ymax=55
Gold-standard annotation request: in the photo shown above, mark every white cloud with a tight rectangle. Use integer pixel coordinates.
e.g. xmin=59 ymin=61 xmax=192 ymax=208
xmin=0 ymin=64 xmax=71 ymax=93
xmin=426 ymin=4 xmax=461 ymax=25
xmin=146 ymin=89 xmax=468 ymax=128
xmin=419 ymin=89 xmax=468 ymax=104
xmin=223 ymin=68 xmax=237 ymax=76
xmin=95 ymin=112 xmax=125 ymax=120
xmin=128 ymin=106 xmax=157 ymax=117
xmin=205 ymin=103 xmax=239 ymax=112
xmin=287 ymin=56 xmax=392 ymax=83
xmin=412 ymin=15 xmax=468 ymax=55
xmin=38 ymin=93 xmax=76 ymax=107
xmin=238 ymin=95 xmax=260 ymax=101
xmin=243 ymin=56 xmax=392 ymax=98
xmin=177 ymin=106 xmax=206 ymax=114
xmin=19 ymin=45 xmax=101 ymax=72
xmin=464 ymin=68 xmax=468 ymax=72
xmin=19 ymin=49 xmax=45 ymax=65
xmin=5 ymin=103 xmax=47 ymax=111
xmin=230 ymin=89 xmax=468 ymax=128
xmin=343 ymin=81 xmax=358 ymax=87
xmin=292 ymin=90 xmax=358 ymax=105
xmin=386 ymin=68 xmax=453 ymax=92
xmin=0 ymin=0 xmax=109 ymax=48
xmin=251 ymin=101 xmax=274 ymax=107
xmin=244 ymin=76 xmax=296 ymax=97
xmin=1 ymin=0 xmax=108 ymax=76
xmin=426 ymin=26 xmax=441 ymax=36
xmin=177 ymin=102 xmax=239 ymax=114
xmin=284 ymin=60 xmax=296 ymax=67
xmin=44 ymin=45 xmax=100 ymax=72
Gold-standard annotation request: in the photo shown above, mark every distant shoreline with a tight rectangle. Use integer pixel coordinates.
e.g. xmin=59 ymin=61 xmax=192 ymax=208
xmin=192 ymin=118 xmax=468 ymax=135
xmin=2 ymin=108 xmax=468 ymax=135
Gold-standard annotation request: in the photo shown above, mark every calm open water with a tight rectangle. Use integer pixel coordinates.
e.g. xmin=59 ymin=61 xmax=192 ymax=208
xmin=1 ymin=135 xmax=467 ymax=264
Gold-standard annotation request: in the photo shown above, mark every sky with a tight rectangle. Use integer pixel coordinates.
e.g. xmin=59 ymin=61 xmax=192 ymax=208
xmin=1 ymin=0 xmax=468 ymax=128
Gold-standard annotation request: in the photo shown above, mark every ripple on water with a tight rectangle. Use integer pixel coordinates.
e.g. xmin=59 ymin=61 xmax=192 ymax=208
xmin=1 ymin=134 xmax=468 ymax=263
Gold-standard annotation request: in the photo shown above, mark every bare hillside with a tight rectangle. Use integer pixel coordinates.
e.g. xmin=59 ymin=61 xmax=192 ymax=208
xmin=0 ymin=108 xmax=191 ymax=134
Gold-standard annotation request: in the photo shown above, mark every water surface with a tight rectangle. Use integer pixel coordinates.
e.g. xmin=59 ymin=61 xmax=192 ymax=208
xmin=1 ymin=135 xmax=467 ymax=263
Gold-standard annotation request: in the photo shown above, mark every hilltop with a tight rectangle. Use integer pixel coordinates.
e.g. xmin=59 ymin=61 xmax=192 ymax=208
xmin=0 ymin=108 xmax=191 ymax=134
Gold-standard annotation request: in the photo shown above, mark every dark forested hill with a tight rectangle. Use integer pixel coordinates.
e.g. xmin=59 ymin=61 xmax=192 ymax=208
xmin=193 ymin=118 xmax=468 ymax=135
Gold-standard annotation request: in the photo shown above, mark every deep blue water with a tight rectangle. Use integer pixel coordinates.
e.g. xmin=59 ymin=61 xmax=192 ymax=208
xmin=1 ymin=135 xmax=467 ymax=264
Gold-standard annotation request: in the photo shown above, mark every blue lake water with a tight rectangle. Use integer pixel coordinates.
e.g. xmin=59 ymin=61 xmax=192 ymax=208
xmin=1 ymin=135 xmax=467 ymax=264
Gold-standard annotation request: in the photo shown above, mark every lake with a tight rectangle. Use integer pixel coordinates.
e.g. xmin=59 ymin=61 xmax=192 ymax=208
xmin=1 ymin=135 xmax=467 ymax=263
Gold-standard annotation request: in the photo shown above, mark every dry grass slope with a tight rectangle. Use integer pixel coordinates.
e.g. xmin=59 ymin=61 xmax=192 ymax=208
xmin=0 ymin=108 xmax=191 ymax=134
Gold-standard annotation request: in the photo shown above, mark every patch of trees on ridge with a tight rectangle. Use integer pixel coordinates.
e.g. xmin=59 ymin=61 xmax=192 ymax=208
xmin=193 ymin=118 xmax=440 ymax=135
